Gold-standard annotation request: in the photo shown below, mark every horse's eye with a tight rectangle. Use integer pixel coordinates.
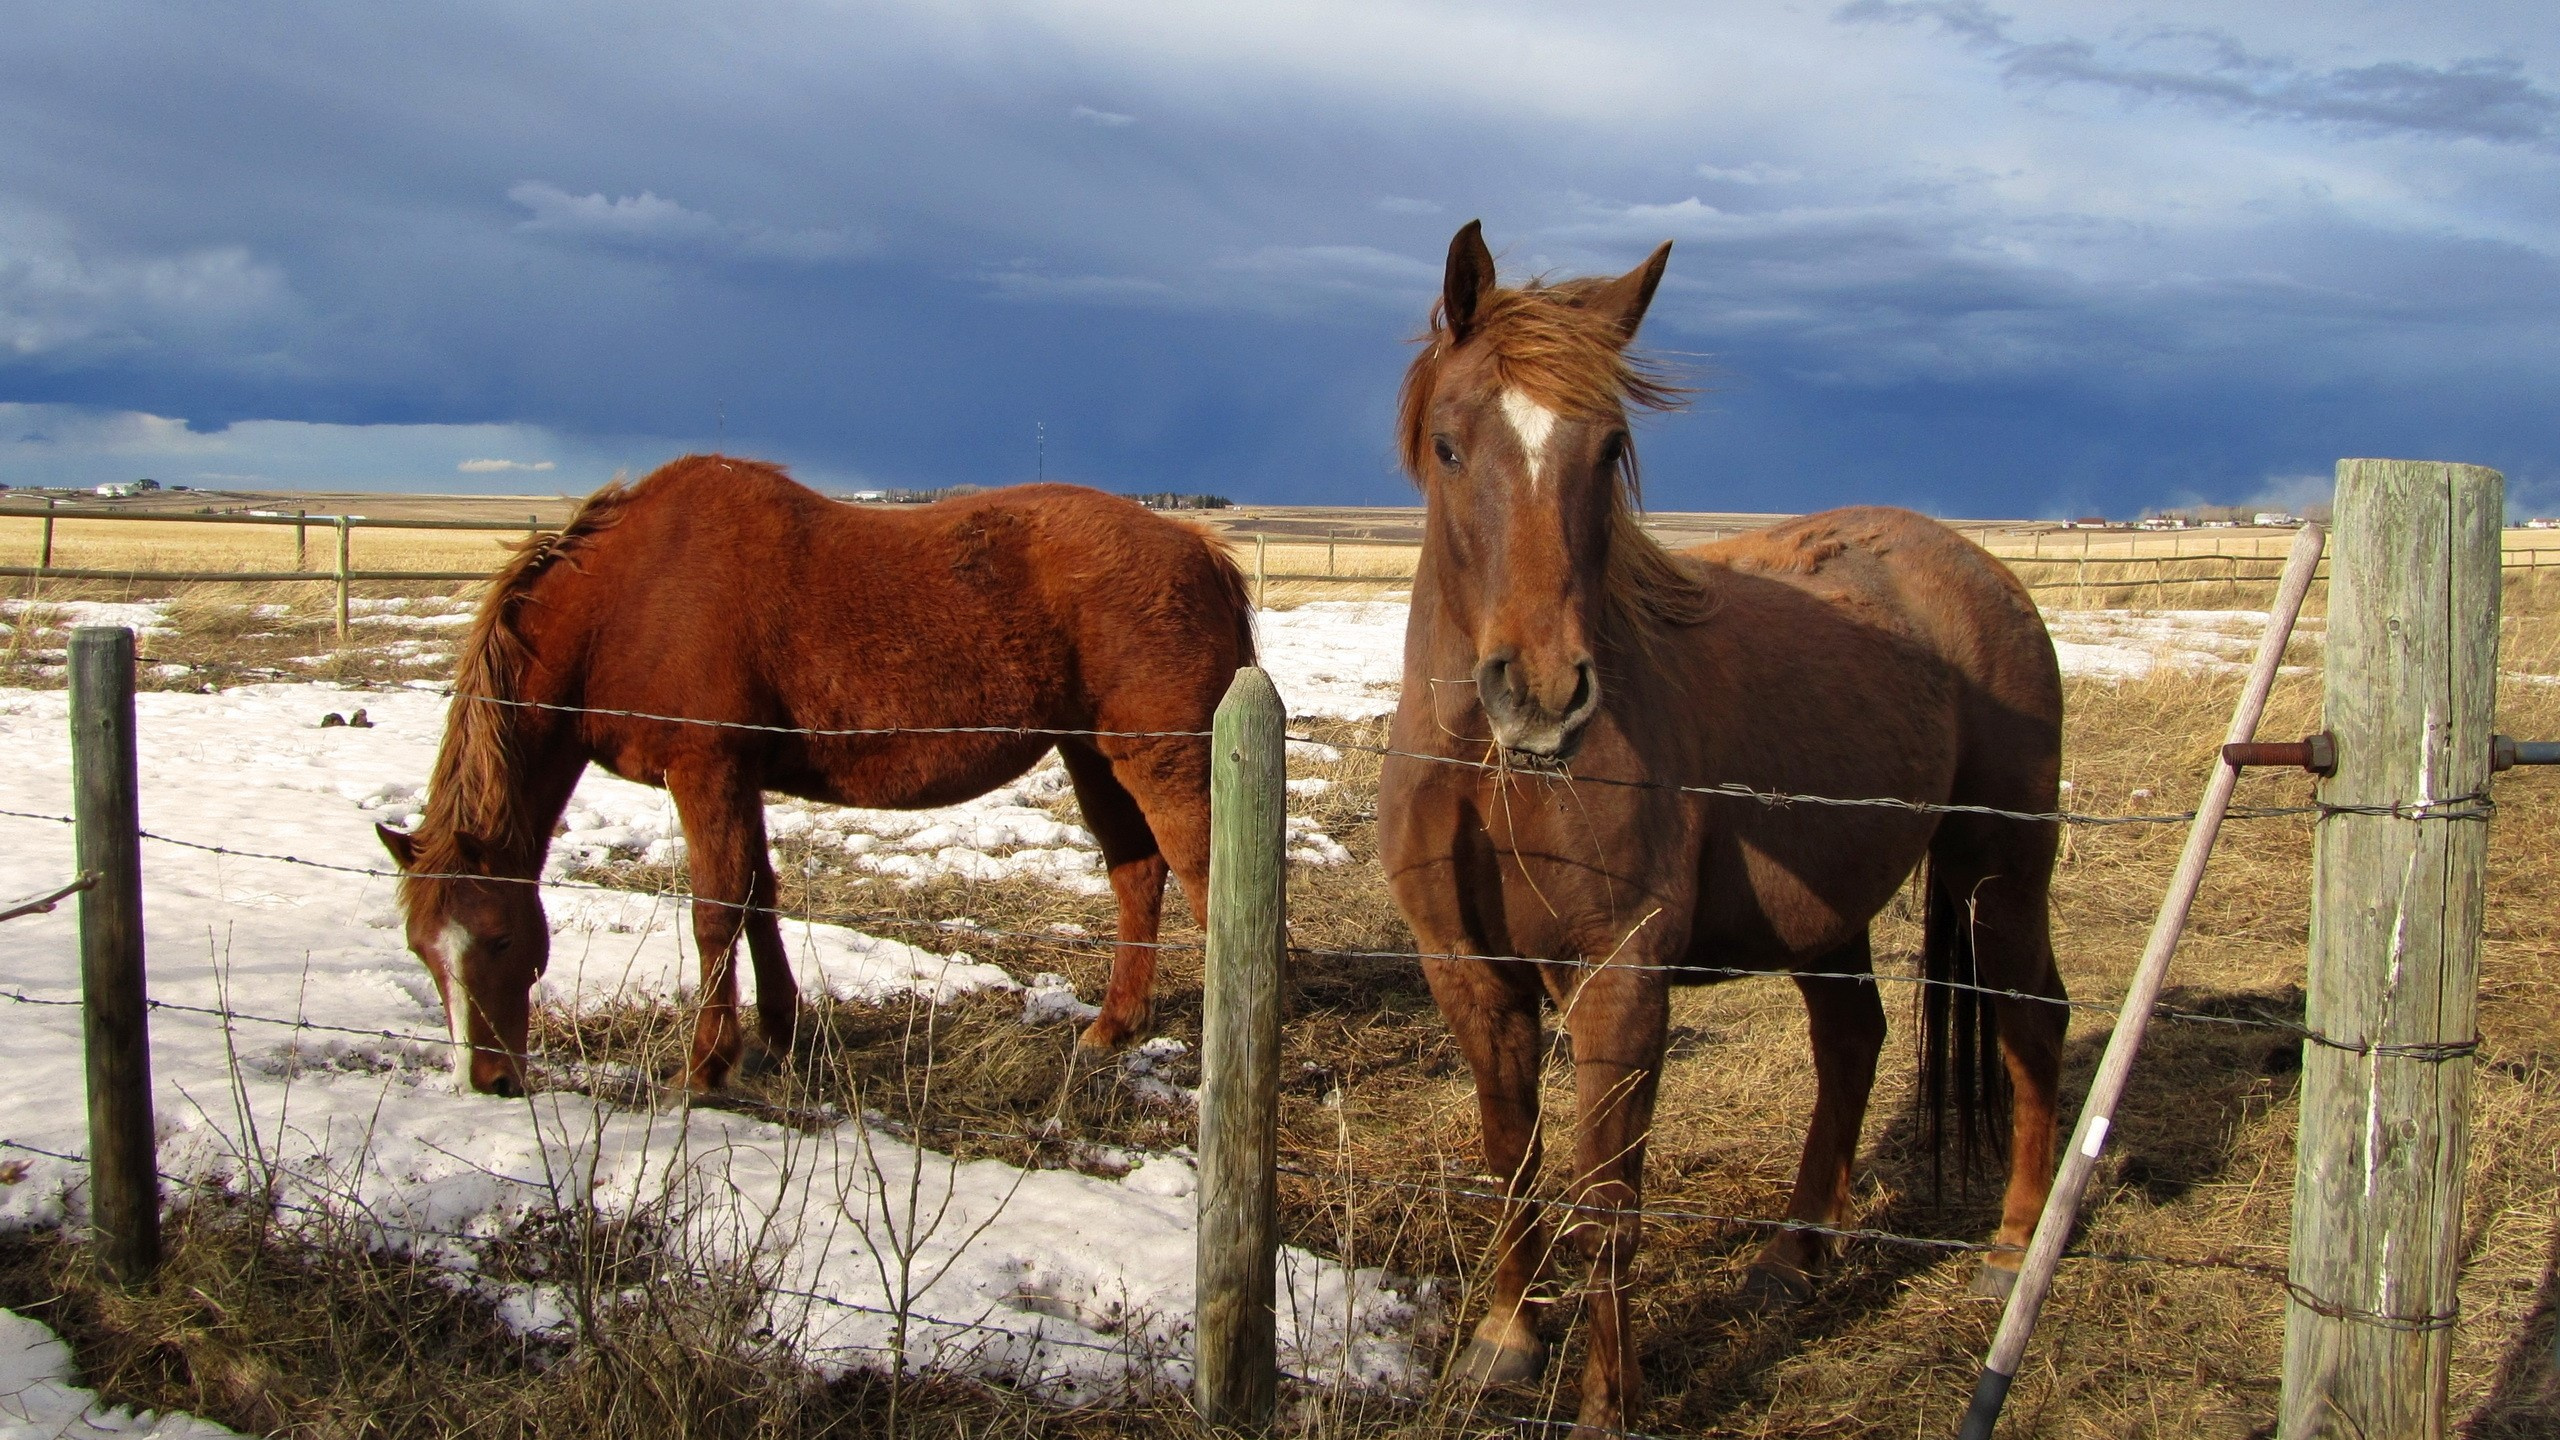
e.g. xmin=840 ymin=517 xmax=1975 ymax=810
xmin=1432 ymin=435 xmax=1461 ymax=471
xmin=484 ymin=934 xmax=512 ymax=954
xmin=1599 ymin=431 xmax=1627 ymax=469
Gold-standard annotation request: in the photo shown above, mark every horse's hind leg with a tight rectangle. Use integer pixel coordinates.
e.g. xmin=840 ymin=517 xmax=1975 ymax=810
xmin=1932 ymin=819 xmax=2066 ymax=1296
xmin=668 ymin=761 xmax=769 ymax=1091
xmin=1744 ymin=932 xmax=1888 ymax=1306
xmin=1057 ymin=741 xmax=1171 ymax=1054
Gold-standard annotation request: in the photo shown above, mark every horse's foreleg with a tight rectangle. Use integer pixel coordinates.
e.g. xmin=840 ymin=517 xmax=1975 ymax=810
xmin=669 ymin=764 xmax=764 ymax=1092
xmin=1748 ymin=938 xmax=1888 ymax=1304
xmin=1558 ymin=965 xmax=1667 ymax=1436
xmin=1424 ymin=953 xmax=1550 ymax=1387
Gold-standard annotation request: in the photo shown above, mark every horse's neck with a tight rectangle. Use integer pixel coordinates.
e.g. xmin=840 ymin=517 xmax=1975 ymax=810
xmin=433 ymin=716 xmax=586 ymax=877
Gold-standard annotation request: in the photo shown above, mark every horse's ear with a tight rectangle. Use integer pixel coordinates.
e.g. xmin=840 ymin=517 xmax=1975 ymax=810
xmin=452 ymin=831 xmax=490 ymax=868
xmin=1582 ymin=239 xmax=1673 ymax=345
xmin=376 ymin=823 xmax=417 ymax=871
xmin=1442 ymin=220 xmax=1496 ymax=343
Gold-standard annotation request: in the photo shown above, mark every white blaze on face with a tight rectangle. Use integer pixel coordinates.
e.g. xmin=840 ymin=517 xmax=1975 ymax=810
xmin=434 ymin=920 xmax=475 ymax=1089
xmin=1498 ymin=388 xmax=1558 ymax=491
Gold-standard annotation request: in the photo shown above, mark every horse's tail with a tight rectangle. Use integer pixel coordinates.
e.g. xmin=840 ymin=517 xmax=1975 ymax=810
xmin=1919 ymin=859 xmax=2011 ymax=1199
xmin=1201 ymin=528 xmax=1258 ymax=669
xmin=423 ymin=479 xmax=637 ymax=855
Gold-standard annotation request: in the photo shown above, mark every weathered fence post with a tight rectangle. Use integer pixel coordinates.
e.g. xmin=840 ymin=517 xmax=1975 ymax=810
xmin=1253 ymin=532 xmax=1268 ymax=610
xmin=294 ymin=508 xmax=307 ymax=570
xmin=70 ymin=626 xmax=160 ymax=1287
xmin=1197 ymin=664 xmax=1285 ymax=1429
xmin=41 ymin=496 xmax=57 ymax=571
xmin=334 ymin=514 xmax=352 ymax=643
xmin=2280 ymin=459 xmax=2501 ymax=1440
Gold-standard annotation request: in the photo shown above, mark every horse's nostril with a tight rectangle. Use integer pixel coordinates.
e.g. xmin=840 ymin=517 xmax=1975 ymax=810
xmin=489 ymin=1073 xmax=523 ymax=1099
xmin=1565 ymin=662 xmax=1595 ymax=717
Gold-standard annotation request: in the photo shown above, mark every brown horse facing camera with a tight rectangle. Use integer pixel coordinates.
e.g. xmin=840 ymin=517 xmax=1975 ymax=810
xmin=1378 ymin=224 xmax=2067 ymax=1432
xmin=378 ymin=456 xmax=1253 ymax=1096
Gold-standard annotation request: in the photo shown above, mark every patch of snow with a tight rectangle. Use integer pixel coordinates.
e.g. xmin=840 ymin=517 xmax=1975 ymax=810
xmin=0 ymin=1306 xmax=243 ymax=1437
xmin=1022 ymin=973 xmax=1103 ymax=1026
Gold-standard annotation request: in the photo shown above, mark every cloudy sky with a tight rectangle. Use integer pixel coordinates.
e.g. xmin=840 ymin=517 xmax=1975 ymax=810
xmin=2 ymin=1 xmax=2553 ymax=517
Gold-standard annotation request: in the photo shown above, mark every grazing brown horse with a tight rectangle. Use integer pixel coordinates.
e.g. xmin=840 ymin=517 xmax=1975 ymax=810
xmin=1377 ymin=223 xmax=2067 ymax=1433
xmin=378 ymin=456 xmax=1253 ymax=1095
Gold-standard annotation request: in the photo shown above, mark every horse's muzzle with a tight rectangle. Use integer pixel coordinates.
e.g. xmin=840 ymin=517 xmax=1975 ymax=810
xmin=1475 ymin=649 xmax=1601 ymax=760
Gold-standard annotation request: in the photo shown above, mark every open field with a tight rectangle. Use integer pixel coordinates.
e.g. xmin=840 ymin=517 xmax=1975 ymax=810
xmin=4 ymin=518 xmax=2560 ymax=1438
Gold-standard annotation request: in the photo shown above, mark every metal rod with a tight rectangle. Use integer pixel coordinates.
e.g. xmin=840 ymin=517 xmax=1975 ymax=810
xmin=1959 ymin=519 xmax=2328 ymax=1440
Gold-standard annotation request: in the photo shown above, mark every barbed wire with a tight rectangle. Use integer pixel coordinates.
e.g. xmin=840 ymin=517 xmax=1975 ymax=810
xmin=397 ymin=693 xmax=2279 ymax=829
xmin=0 ymin=809 xmax=2407 ymax=1046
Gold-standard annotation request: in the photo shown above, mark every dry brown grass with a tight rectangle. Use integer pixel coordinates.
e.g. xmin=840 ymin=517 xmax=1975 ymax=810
xmin=2 ymin=576 xmax=480 ymax=689
xmin=12 ymin=576 xmax=2560 ymax=1437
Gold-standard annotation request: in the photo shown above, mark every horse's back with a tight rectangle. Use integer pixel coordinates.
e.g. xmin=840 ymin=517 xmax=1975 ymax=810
xmin=1692 ymin=505 xmax=2060 ymax=801
xmin=506 ymin=459 xmax=1250 ymax=783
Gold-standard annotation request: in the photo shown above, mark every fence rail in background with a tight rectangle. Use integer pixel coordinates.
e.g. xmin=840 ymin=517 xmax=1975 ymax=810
xmin=12 ymin=502 xmax=2560 ymax=623
xmin=2 ymin=501 xmax=547 ymax=640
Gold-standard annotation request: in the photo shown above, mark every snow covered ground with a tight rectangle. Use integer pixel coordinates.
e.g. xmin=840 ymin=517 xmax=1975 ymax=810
xmin=0 ymin=1306 xmax=242 ymax=1438
xmin=0 ymin=594 xmax=2310 ymax=1416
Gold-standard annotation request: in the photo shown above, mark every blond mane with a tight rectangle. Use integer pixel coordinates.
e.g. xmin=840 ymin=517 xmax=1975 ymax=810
xmin=1395 ymin=277 xmax=1711 ymax=635
xmin=405 ymin=479 xmax=637 ymax=885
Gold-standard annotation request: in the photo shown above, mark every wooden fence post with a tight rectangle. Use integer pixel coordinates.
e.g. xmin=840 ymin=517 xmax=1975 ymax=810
xmin=2280 ymin=459 xmax=2501 ymax=1439
xmin=294 ymin=509 xmax=307 ymax=571
xmin=1197 ymin=664 xmax=1285 ymax=1429
xmin=41 ymin=496 xmax=57 ymax=571
xmin=1253 ymin=532 xmax=1268 ymax=610
xmin=334 ymin=515 xmax=351 ymax=643
xmin=70 ymin=626 xmax=160 ymax=1287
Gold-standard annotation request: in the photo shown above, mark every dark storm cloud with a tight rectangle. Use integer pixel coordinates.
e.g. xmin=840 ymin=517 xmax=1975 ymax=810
xmin=1840 ymin=1 xmax=2559 ymax=146
xmin=0 ymin=2 xmax=2552 ymax=517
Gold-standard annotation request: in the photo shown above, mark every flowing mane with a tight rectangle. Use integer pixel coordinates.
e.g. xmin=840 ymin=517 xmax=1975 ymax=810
xmin=406 ymin=476 xmax=640 ymax=886
xmin=1395 ymin=276 xmax=1712 ymax=634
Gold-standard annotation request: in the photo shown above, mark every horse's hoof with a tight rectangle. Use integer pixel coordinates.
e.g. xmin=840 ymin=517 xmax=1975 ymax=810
xmin=1739 ymin=1261 xmax=1817 ymax=1312
xmin=1449 ymin=1334 xmax=1548 ymax=1387
xmin=1970 ymin=1262 xmax=2021 ymax=1300
xmin=1073 ymin=1017 xmax=1134 ymax=1056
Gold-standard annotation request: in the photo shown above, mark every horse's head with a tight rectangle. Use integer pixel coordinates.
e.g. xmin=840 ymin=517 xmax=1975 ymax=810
xmin=377 ymin=822 xmax=548 ymax=1096
xmin=1399 ymin=221 xmax=1677 ymax=761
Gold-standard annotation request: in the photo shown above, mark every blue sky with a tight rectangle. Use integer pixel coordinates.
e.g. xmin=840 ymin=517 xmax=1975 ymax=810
xmin=1 ymin=1 xmax=2553 ymax=517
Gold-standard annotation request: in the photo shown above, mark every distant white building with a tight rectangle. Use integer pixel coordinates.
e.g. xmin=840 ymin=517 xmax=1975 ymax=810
xmin=2253 ymin=511 xmax=2303 ymax=527
xmin=849 ymin=489 xmax=888 ymax=503
xmin=2527 ymin=518 xmax=2559 ymax=530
